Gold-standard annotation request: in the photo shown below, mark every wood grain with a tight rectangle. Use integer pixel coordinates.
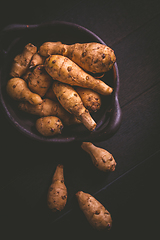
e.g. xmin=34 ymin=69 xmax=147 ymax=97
xmin=0 ymin=0 xmax=160 ymax=237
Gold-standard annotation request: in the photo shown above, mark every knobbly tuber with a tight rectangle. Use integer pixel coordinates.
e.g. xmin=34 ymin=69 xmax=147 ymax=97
xmin=76 ymin=191 xmax=112 ymax=230
xmin=28 ymin=65 xmax=52 ymax=97
xmin=10 ymin=43 xmax=37 ymax=77
xmin=52 ymin=81 xmax=96 ymax=131
xmin=29 ymin=53 xmax=45 ymax=68
xmin=81 ymin=142 xmax=116 ymax=172
xmin=47 ymin=164 xmax=67 ymax=212
xmin=36 ymin=116 xmax=63 ymax=136
xmin=39 ymin=42 xmax=116 ymax=73
xmin=45 ymin=55 xmax=113 ymax=96
xmin=19 ymin=98 xmax=80 ymax=125
xmin=76 ymin=87 xmax=101 ymax=112
xmin=6 ymin=78 xmax=42 ymax=105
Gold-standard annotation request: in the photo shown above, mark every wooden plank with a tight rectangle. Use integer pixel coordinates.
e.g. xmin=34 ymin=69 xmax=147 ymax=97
xmin=114 ymin=14 xmax=160 ymax=107
xmin=0 ymin=0 xmax=84 ymax=31
xmin=59 ymin=0 xmax=160 ymax=46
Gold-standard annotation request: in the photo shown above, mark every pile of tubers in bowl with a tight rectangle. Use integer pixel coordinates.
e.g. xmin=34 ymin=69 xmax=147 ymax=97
xmin=6 ymin=41 xmax=116 ymax=136
xmin=6 ymin=41 xmax=117 ymax=231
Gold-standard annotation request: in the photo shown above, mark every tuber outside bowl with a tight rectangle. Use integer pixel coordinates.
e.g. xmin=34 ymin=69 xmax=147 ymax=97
xmin=0 ymin=21 xmax=121 ymax=143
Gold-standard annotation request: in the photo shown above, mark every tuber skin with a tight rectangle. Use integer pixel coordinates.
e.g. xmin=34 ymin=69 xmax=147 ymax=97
xmin=47 ymin=164 xmax=67 ymax=212
xmin=76 ymin=87 xmax=101 ymax=112
xmin=22 ymin=68 xmax=32 ymax=82
xmin=76 ymin=191 xmax=112 ymax=231
xmin=10 ymin=43 xmax=37 ymax=77
xmin=6 ymin=78 xmax=42 ymax=105
xmin=45 ymin=87 xmax=57 ymax=101
xmin=36 ymin=116 xmax=63 ymax=137
xmin=45 ymin=55 xmax=113 ymax=96
xmin=29 ymin=53 xmax=45 ymax=68
xmin=52 ymin=81 xmax=96 ymax=131
xmin=39 ymin=42 xmax=116 ymax=73
xmin=28 ymin=65 xmax=52 ymax=97
xmin=19 ymin=98 xmax=80 ymax=126
xmin=81 ymin=142 xmax=116 ymax=172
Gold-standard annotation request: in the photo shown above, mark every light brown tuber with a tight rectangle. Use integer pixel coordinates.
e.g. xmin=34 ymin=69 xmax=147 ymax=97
xmin=39 ymin=41 xmax=116 ymax=73
xmin=81 ymin=142 xmax=116 ymax=172
xmin=10 ymin=43 xmax=37 ymax=77
xmin=6 ymin=78 xmax=42 ymax=105
xmin=18 ymin=98 xmax=80 ymax=125
xmin=52 ymin=81 xmax=96 ymax=131
xmin=45 ymin=55 xmax=113 ymax=96
xmin=76 ymin=191 xmax=112 ymax=230
xmin=47 ymin=164 xmax=67 ymax=212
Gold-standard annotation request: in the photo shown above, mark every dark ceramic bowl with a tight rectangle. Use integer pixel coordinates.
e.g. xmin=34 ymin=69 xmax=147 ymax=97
xmin=0 ymin=21 xmax=121 ymax=143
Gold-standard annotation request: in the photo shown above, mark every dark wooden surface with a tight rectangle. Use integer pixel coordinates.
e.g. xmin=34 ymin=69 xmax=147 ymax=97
xmin=0 ymin=0 xmax=160 ymax=239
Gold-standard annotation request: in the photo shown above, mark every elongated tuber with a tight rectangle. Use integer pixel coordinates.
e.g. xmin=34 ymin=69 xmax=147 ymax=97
xmin=76 ymin=191 xmax=112 ymax=230
xmin=6 ymin=78 xmax=42 ymax=105
xmin=45 ymin=55 xmax=113 ymax=96
xmin=52 ymin=81 xmax=96 ymax=131
xmin=36 ymin=116 xmax=63 ymax=136
xmin=39 ymin=42 xmax=116 ymax=73
xmin=81 ymin=142 xmax=116 ymax=172
xmin=47 ymin=164 xmax=67 ymax=212
xmin=10 ymin=43 xmax=37 ymax=77
xmin=19 ymin=98 xmax=80 ymax=125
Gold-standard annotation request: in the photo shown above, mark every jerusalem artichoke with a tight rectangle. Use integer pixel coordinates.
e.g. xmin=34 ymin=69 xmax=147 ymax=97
xmin=10 ymin=43 xmax=37 ymax=77
xmin=45 ymin=55 xmax=113 ymax=96
xmin=47 ymin=164 xmax=67 ymax=212
xmin=39 ymin=41 xmax=116 ymax=73
xmin=76 ymin=191 xmax=112 ymax=230
xmin=52 ymin=81 xmax=96 ymax=131
xmin=6 ymin=78 xmax=42 ymax=105
xmin=76 ymin=87 xmax=101 ymax=112
xmin=28 ymin=65 xmax=52 ymax=97
xmin=36 ymin=116 xmax=63 ymax=137
xmin=19 ymin=98 xmax=80 ymax=125
xmin=81 ymin=142 xmax=116 ymax=172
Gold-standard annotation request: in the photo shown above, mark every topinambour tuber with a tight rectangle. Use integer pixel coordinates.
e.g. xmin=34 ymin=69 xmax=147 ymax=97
xmin=47 ymin=164 xmax=67 ymax=212
xmin=76 ymin=191 xmax=112 ymax=231
xmin=36 ymin=116 xmax=63 ymax=137
xmin=10 ymin=43 xmax=37 ymax=78
xmin=6 ymin=78 xmax=42 ymax=105
xmin=52 ymin=81 xmax=97 ymax=131
xmin=76 ymin=87 xmax=101 ymax=112
xmin=45 ymin=55 xmax=113 ymax=96
xmin=19 ymin=98 xmax=80 ymax=126
xmin=81 ymin=142 xmax=116 ymax=172
xmin=39 ymin=42 xmax=116 ymax=73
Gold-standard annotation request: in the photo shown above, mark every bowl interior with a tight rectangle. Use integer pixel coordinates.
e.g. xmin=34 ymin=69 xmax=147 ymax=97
xmin=0 ymin=22 xmax=119 ymax=142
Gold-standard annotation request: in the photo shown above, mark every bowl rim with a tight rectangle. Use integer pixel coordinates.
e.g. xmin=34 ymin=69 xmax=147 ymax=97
xmin=0 ymin=21 xmax=122 ymax=143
